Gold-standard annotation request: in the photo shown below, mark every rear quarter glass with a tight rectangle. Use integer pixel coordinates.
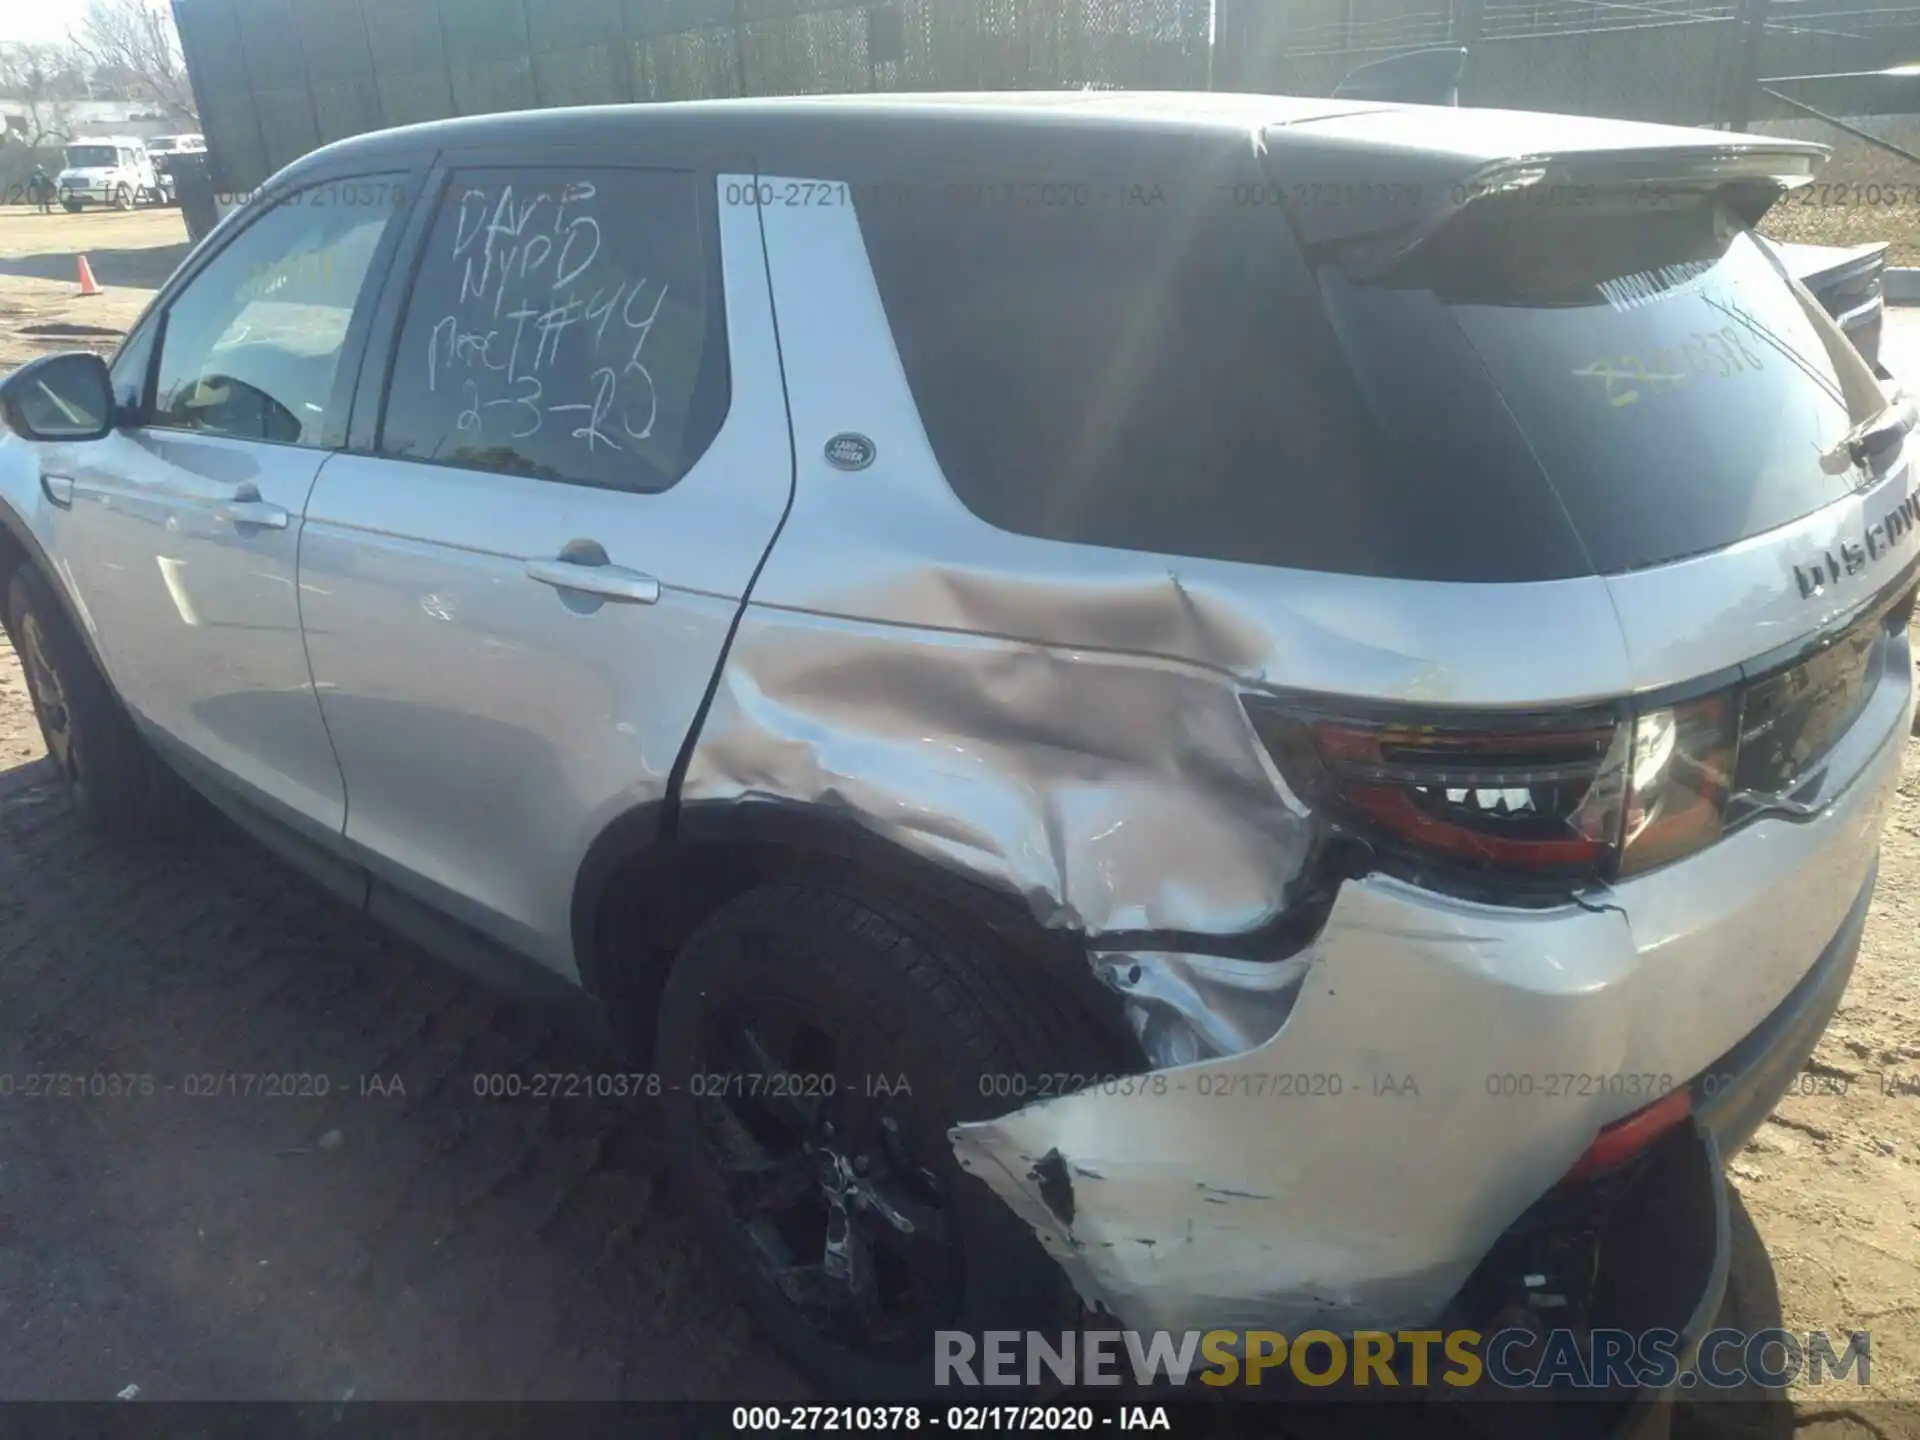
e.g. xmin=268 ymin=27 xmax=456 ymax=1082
xmin=856 ymin=175 xmax=1883 ymax=582
xmin=854 ymin=169 xmax=1588 ymax=583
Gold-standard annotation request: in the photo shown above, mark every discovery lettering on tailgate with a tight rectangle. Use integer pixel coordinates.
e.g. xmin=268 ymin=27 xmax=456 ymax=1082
xmin=1794 ymin=476 xmax=1919 ymax=600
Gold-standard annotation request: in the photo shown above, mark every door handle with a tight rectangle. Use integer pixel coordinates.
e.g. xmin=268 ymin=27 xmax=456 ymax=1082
xmin=525 ymin=556 xmax=661 ymax=605
xmin=217 ymin=498 xmax=289 ymax=530
xmin=212 ymin=481 xmax=289 ymax=530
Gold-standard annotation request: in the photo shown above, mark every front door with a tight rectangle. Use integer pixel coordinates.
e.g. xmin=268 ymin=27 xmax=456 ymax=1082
xmin=58 ymin=174 xmax=412 ymax=836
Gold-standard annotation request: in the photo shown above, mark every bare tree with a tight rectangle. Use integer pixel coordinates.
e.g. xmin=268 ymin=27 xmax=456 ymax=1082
xmin=70 ymin=0 xmax=197 ymax=124
xmin=0 ymin=42 xmax=84 ymax=150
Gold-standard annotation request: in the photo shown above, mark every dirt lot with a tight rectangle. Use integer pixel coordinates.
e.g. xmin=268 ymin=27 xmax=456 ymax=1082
xmin=1755 ymin=124 xmax=1920 ymax=265
xmin=0 ymin=201 xmax=803 ymax=1405
xmin=0 ymin=205 xmax=187 ymax=372
xmin=0 ymin=202 xmax=1918 ymax=1429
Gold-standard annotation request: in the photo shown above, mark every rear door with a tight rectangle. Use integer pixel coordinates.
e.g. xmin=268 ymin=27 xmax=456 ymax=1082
xmin=298 ymin=157 xmax=791 ymax=978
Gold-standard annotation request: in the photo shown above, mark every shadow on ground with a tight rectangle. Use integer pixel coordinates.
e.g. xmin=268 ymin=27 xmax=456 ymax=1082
xmin=0 ymin=755 xmax=801 ymax=1400
xmin=1672 ymin=1194 xmax=1793 ymax=1440
xmin=0 ymin=243 xmax=191 ymax=289
xmin=0 ymin=749 xmax=1835 ymax=1419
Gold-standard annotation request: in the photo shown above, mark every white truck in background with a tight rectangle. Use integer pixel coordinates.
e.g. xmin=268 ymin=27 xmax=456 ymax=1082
xmin=56 ymin=137 xmax=163 ymax=212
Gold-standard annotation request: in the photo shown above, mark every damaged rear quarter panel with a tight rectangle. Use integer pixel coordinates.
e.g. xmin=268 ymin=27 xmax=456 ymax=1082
xmin=683 ymin=177 xmax=1637 ymax=940
xmin=684 ymin=613 xmax=1309 ymax=936
xmin=672 ymin=180 xmax=1674 ymax=1330
xmin=669 ymin=169 xmax=1912 ymax=1341
xmin=950 ymin=878 xmax=1641 ymax=1336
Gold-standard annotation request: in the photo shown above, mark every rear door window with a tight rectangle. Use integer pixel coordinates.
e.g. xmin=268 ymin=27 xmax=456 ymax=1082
xmin=377 ymin=165 xmax=729 ymax=493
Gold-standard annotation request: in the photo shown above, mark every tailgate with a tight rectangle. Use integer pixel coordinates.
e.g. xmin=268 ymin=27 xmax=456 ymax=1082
xmin=1266 ymin=114 xmax=1908 ymax=687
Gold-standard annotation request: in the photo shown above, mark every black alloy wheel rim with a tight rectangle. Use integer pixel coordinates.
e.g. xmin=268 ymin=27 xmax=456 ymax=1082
xmin=693 ymin=995 xmax=962 ymax=1359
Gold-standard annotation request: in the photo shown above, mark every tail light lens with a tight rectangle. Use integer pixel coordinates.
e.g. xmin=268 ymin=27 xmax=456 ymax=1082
xmin=1246 ymin=581 xmax=1909 ymax=893
xmin=1618 ymin=694 xmax=1734 ymax=877
xmin=1246 ymin=692 xmax=1739 ymax=886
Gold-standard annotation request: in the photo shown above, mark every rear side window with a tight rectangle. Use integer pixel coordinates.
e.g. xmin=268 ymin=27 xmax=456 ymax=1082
xmin=858 ymin=173 xmax=1886 ymax=582
xmin=854 ymin=176 xmax=1587 ymax=582
xmin=378 ymin=166 xmax=728 ymax=493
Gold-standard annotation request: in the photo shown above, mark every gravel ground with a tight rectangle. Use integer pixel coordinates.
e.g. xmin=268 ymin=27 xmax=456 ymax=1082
xmin=1755 ymin=123 xmax=1920 ymax=266
xmin=0 ymin=203 xmax=1917 ymax=1430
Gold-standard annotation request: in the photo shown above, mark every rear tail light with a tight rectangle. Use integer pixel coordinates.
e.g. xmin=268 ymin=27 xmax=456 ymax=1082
xmin=1618 ymin=693 xmax=1734 ymax=876
xmin=1245 ymin=690 xmax=1739 ymax=886
xmin=1247 ymin=580 xmax=1910 ymax=892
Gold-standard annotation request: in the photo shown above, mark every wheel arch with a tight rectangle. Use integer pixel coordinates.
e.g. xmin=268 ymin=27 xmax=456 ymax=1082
xmin=0 ymin=493 xmax=97 ymax=673
xmin=571 ymin=798 xmax=1142 ymax=1068
xmin=0 ymin=499 xmax=32 ymax=618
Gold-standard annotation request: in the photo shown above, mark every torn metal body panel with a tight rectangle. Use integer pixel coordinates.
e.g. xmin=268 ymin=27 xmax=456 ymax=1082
xmin=953 ymin=688 xmax=1902 ymax=1332
xmin=679 ymin=169 xmax=1913 ymax=1337
xmin=1094 ymin=951 xmax=1313 ymax=1066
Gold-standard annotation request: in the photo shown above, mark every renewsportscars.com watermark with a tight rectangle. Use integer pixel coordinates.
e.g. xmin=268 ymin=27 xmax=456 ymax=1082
xmin=935 ymin=1328 xmax=1871 ymax=1391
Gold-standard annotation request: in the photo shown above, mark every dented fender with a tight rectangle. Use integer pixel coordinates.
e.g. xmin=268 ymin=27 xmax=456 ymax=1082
xmin=681 ymin=609 xmax=1315 ymax=940
xmin=665 ymin=172 xmax=1909 ymax=1340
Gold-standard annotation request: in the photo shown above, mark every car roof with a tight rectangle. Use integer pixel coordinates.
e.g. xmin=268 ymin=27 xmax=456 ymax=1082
xmin=270 ymin=90 xmax=1827 ymax=194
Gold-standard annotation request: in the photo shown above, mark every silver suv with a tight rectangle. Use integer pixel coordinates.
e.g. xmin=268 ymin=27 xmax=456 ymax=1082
xmin=0 ymin=95 xmax=1911 ymax=1406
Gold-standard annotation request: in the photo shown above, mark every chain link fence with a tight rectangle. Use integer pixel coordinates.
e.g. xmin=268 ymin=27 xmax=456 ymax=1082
xmin=1215 ymin=0 xmax=1920 ymax=126
xmin=174 ymin=0 xmax=1213 ymax=194
xmin=174 ymin=0 xmax=1920 ymax=195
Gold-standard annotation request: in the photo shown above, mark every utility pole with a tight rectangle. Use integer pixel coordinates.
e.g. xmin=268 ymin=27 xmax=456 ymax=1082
xmin=1206 ymin=0 xmax=1216 ymax=91
xmin=1456 ymin=0 xmax=1484 ymax=47
xmin=1725 ymin=0 xmax=1771 ymax=131
xmin=732 ymin=0 xmax=749 ymax=97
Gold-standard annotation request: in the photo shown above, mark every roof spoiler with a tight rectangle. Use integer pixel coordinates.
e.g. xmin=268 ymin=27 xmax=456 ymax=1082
xmin=1331 ymin=47 xmax=1469 ymax=106
xmin=1273 ymin=145 xmax=1828 ymax=276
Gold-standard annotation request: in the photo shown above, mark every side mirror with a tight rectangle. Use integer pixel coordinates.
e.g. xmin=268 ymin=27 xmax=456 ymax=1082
xmin=0 ymin=352 xmax=115 ymax=442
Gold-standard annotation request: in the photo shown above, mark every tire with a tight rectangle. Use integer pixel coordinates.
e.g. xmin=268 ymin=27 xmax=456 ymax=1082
xmin=5 ymin=566 xmax=193 ymax=836
xmin=62 ymin=200 xmax=82 ymax=214
xmin=657 ymin=880 xmax=1117 ymax=1399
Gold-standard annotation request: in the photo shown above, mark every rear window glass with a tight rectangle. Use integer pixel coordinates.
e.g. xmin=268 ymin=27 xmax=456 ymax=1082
xmin=1363 ymin=192 xmax=1886 ymax=575
xmin=857 ymin=175 xmax=1883 ymax=582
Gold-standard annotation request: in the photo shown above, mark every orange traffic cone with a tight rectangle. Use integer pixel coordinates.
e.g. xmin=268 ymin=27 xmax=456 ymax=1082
xmin=76 ymin=255 xmax=101 ymax=297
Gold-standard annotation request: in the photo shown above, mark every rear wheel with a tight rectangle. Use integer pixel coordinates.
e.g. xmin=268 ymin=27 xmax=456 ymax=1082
xmin=6 ymin=567 xmax=194 ymax=836
xmin=62 ymin=200 xmax=82 ymax=214
xmin=657 ymin=880 xmax=1112 ymax=1398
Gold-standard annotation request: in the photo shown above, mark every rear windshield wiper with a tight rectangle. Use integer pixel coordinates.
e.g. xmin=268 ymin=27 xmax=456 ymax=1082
xmin=1835 ymin=391 xmax=1917 ymax=470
